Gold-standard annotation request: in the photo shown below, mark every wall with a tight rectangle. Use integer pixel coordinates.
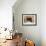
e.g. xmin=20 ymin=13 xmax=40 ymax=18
xmin=0 ymin=0 xmax=16 ymax=30
xmin=41 ymin=0 xmax=46 ymax=46
xmin=13 ymin=0 xmax=41 ymax=46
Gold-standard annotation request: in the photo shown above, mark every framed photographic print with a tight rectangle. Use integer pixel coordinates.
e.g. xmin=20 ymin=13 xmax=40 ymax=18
xmin=22 ymin=14 xmax=37 ymax=26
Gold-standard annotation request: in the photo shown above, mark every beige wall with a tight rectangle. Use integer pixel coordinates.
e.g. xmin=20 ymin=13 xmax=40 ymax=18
xmin=13 ymin=0 xmax=41 ymax=46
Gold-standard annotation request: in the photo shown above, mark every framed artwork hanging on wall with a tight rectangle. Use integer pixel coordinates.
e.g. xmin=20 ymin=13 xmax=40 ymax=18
xmin=22 ymin=14 xmax=37 ymax=26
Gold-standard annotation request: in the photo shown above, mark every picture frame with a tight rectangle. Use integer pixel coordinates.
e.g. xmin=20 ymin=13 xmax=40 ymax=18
xmin=22 ymin=14 xmax=37 ymax=26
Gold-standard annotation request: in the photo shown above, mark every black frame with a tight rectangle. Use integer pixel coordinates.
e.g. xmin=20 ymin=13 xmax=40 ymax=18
xmin=22 ymin=14 xmax=37 ymax=26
